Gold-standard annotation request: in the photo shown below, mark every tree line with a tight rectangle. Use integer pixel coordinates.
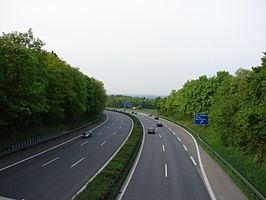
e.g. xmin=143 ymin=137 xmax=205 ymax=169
xmin=155 ymin=54 xmax=266 ymax=162
xmin=0 ymin=29 xmax=107 ymax=133
xmin=107 ymin=95 xmax=155 ymax=109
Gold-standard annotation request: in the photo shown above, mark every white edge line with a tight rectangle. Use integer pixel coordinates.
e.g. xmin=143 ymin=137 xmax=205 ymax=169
xmin=116 ymin=119 xmax=145 ymax=200
xmin=41 ymin=157 xmax=60 ymax=167
xmin=183 ymin=144 xmax=188 ymax=151
xmin=165 ymin=164 xmax=168 ymax=177
xmin=190 ymin=156 xmax=197 ymax=166
xmin=164 ymin=119 xmax=216 ymax=200
xmin=70 ymin=158 xmax=84 ymax=168
xmin=73 ymin=114 xmax=135 ymax=199
xmin=0 ymin=114 xmax=109 ymax=172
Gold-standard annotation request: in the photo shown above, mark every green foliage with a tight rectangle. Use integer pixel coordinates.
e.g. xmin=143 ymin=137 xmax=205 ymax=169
xmin=0 ymin=29 xmax=106 ymax=134
xmin=106 ymin=95 xmax=155 ymax=109
xmin=156 ymin=54 xmax=266 ymax=163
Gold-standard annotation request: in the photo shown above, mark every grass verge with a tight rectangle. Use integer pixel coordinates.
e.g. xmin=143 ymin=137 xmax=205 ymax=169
xmin=74 ymin=111 xmax=143 ymax=200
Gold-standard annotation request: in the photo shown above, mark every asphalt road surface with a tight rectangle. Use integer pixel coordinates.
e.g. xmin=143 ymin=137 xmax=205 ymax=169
xmin=0 ymin=111 xmax=132 ymax=200
xmin=121 ymin=113 xmax=211 ymax=200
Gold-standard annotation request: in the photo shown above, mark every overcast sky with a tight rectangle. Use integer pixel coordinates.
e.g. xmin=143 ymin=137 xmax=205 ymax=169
xmin=1 ymin=0 xmax=265 ymax=96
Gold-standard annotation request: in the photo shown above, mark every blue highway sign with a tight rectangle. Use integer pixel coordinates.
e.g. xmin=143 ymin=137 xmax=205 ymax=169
xmin=194 ymin=113 xmax=208 ymax=125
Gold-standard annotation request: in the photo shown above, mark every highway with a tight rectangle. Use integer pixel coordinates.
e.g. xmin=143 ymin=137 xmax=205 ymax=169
xmin=120 ymin=113 xmax=211 ymax=200
xmin=0 ymin=111 xmax=132 ymax=200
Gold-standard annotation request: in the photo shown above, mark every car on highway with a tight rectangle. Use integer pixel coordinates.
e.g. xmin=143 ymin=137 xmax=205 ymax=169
xmin=154 ymin=116 xmax=159 ymax=120
xmin=157 ymin=121 xmax=163 ymax=127
xmin=81 ymin=130 xmax=92 ymax=138
xmin=148 ymin=127 xmax=155 ymax=134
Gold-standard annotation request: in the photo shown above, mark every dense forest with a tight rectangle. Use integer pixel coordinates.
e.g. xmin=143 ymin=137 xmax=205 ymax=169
xmin=107 ymin=95 xmax=155 ymax=109
xmin=155 ymin=54 xmax=266 ymax=162
xmin=0 ymin=29 xmax=107 ymax=133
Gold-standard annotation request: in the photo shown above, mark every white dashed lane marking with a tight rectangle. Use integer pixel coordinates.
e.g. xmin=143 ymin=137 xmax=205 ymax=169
xmin=41 ymin=157 xmax=60 ymax=167
xmin=70 ymin=158 xmax=84 ymax=168
xmin=190 ymin=156 xmax=197 ymax=165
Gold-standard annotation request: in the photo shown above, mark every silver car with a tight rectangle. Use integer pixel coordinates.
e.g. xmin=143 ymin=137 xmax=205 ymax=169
xmin=82 ymin=130 xmax=92 ymax=138
xmin=148 ymin=127 xmax=155 ymax=134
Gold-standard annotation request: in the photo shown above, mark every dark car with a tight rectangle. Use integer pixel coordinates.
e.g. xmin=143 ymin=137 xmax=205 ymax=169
xmin=82 ymin=130 xmax=92 ymax=138
xmin=157 ymin=121 xmax=163 ymax=127
xmin=154 ymin=116 xmax=159 ymax=120
xmin=148 ymin=127 xmax=155 ymax=134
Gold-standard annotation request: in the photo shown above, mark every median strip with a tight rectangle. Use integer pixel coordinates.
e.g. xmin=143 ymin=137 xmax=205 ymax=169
xmin=74 ymin=111 xmax=143 ymax=200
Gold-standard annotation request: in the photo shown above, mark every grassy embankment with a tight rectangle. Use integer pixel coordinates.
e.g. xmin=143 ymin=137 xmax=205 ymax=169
xmin=0 ymin=115 xmax=101 ymax=151
xmin=138 ymin=108 xmax=265 ymax=200
xmin=74 ymin=112 xmax=143 ymax=200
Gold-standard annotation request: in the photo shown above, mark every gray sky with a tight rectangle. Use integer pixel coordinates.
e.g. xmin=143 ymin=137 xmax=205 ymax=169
xmin=1 ymin=0 xmax=266 ymax=96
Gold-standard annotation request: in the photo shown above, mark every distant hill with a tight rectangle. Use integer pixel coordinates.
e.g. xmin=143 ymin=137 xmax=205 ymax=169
xmin=108 ymin=94 xmax=165 ymax=99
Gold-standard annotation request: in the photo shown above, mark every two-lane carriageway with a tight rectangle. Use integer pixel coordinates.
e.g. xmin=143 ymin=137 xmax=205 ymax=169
xmin=120 ymin=113 xmax=211 ymax=200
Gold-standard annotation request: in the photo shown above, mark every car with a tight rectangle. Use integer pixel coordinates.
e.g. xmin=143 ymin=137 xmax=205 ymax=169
xmin=148 ymin=127 xmax=155 ymax=134
xmin=157 ymin=121 xmax=163 ymax=127
xmin=154 ymin=116 xmax=159 ymax=120
xmin=82 ymin=130 xmax=92 ymax=138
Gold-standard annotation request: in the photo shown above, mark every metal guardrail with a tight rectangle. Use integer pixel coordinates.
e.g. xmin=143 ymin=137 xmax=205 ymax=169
xmin=0 ymin=119 xmax=98 ymax=158
xmin=169 ymin=119 xmax=266 ymax=200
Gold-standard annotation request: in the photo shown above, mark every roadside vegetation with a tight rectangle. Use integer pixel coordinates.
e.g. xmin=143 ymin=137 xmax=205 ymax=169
xmin=153 ymin=54 xmax=266 ymax=199
xmin=74 ymin=111 xmax=143 ymax=200
xmin=0 ymin=29 xmax=107 ymax=149
xmin=107 ymin=95 xmax=155 ymax=109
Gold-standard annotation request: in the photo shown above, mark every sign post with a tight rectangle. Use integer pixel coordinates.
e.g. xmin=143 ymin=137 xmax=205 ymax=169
xmin=194 ymin=113 xmax=208 ymax=125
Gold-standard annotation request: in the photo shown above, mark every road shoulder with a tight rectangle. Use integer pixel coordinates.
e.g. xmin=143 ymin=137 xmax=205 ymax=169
xmin=199 ymin=145 xmax=247 ymax=200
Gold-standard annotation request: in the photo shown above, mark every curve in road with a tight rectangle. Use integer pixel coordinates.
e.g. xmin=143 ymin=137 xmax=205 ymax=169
xmin=0 ymin=111 xmax=132 ymax=200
